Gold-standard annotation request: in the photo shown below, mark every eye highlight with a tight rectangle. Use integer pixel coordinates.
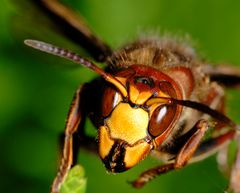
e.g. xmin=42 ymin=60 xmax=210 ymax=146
xmin=102 ymin=87 xmax=123 ymax=117
xmin=148 ymin=104 xmax=176 ymax=137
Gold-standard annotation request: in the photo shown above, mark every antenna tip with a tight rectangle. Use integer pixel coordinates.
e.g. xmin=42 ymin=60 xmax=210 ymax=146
xmin=24 ymin=39 xmax=30 ymax=44
xmin=24 ymin=39 xmax=55 ymax=54
xmin=24 ymin=39 xmax=41 ymax=48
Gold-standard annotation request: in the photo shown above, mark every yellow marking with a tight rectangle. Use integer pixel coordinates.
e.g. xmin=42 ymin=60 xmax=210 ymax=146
xmin=129 ymin=85 xmax=153 ymax=105
xmin=124 ymin=142 xmax=151 ymax=168
xmin=129 ymin=84 xmax=140 ymax=103
xmin=106 ymin=103 xmax=148 ymax=145
xmin=116 ymin=77 xmax=128 ymax=86
xmin=106 ymin=76 xmax=128 ymax=97
xmin=99 ymin=126 xmax=114 ymax=159
xmin=135 ymin=91 xmax=153 ymax=104
xmin=146 ymin=97 xmax=170 ymax=106
xmin=148 ymin=103 xmax=161 ymax=117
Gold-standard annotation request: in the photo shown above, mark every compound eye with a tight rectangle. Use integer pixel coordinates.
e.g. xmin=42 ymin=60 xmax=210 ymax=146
xmin=159 ymin=81 xmax=177 ymax=98
xmin=148 ymin=105 xmax=176 ymax=137
xmin=102 ymin=86 xmax=122 ymax=117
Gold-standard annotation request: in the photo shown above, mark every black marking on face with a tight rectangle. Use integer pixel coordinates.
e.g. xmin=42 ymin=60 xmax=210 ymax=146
xmin=102 ymin=140 xmax=127 ymax=173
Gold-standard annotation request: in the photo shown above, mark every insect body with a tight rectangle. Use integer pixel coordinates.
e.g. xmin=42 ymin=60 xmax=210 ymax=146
xmin=24 ymin=0 xmax=240 ymax=193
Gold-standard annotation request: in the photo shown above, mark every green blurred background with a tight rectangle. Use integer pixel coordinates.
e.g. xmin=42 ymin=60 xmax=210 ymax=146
xmin=1 ymin=0 xmax=240 ymax=193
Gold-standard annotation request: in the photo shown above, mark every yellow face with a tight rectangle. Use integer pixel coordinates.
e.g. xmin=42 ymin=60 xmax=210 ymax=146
xmin=99 ymin=103 xmax=151 ymax=172
xmin=98 ymin=65 xmax=181 ymax=173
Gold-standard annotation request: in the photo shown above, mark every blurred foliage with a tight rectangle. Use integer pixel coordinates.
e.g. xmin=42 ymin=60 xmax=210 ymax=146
xmin=1 ymin=0 xmax=240 ymax=193
xmin=60 ymin=165 xmax=87 ymax=193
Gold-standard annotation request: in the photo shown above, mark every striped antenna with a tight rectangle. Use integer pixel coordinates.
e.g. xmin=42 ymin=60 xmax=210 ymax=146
xmin=24 ymin=39 xmax=127 ymax=97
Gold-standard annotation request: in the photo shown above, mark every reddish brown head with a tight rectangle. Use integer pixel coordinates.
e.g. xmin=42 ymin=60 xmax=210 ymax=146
xmin=98 ymin=65 xmax=193 ymax=172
